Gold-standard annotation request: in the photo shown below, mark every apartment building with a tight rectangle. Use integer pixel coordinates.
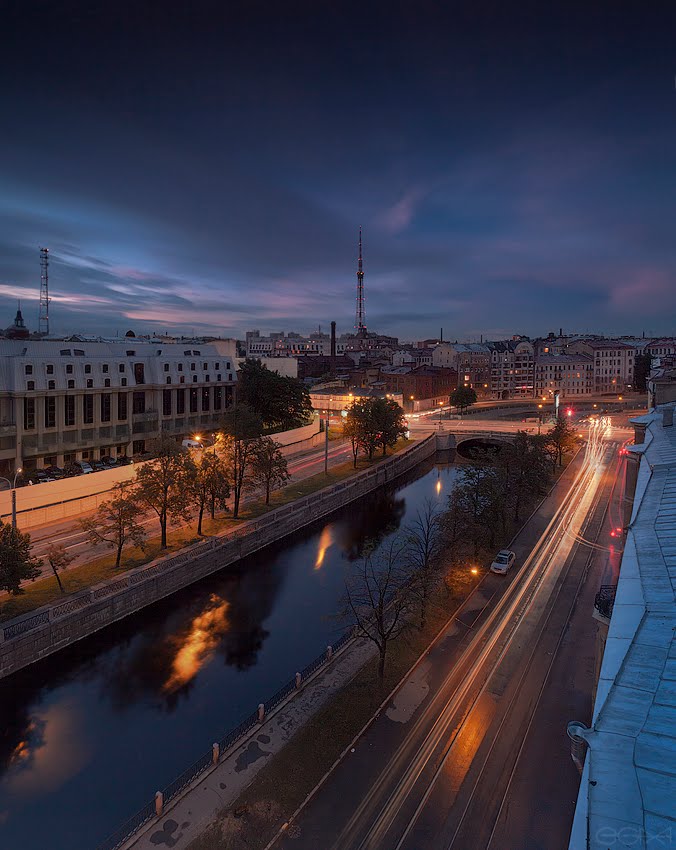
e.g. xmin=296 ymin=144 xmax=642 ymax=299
xmin=534 ymin=353 xmax=594 ymax=398
xmin=432 ymin=343 xmax=492 ymax=394
xmin=487 ymin=340 xmax=535 ymax=399
xmin=0 ymin=338 xmax=237 ymax=476
xmin=568 ymin=339 xmax=635 ymax=394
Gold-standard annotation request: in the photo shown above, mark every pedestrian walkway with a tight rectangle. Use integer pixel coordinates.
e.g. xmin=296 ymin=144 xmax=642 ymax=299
xmin=124 ymin=635 xmax=376 ymax=850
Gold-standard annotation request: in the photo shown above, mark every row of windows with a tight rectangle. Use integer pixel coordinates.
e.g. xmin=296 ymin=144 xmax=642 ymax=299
xmin=27 ymin=378 xmax=128 ymax=391
xmin=25 ymin=362 xmax=231 ymax=379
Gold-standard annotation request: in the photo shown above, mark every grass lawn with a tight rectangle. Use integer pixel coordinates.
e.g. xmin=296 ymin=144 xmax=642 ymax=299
xmin=0 ymin=438 xmax=415 ymax=624
xmin=187 ymin=568 xmax=480 ymax=850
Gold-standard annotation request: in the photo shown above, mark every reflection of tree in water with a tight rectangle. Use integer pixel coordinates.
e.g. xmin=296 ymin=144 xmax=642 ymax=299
xmin=335 ymin=486 xmax=407 ymax=561
xmin=102 ymin=557 xmax=286 ymax=711
xmin=0 ymin=684 xmax=47 ymax=776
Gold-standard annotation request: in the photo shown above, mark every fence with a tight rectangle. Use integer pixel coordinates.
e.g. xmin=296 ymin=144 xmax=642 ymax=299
xmin=0 ymin=435 xmax=437 ymax=679
xmin=97 ymin=629 xmax=354 ymax=850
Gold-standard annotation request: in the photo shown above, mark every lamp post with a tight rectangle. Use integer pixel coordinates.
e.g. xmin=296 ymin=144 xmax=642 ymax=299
xmin=0 ymin=468 xmax=22 ymax=530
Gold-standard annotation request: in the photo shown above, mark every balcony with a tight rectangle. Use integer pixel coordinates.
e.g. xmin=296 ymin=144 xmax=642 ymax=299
xmin=0 ymin=422 xmax=16 ymax=437
xmin=593 ymin=584 xmax=617 ymax=624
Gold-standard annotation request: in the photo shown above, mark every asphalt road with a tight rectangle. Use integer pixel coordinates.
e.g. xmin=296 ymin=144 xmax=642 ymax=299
xmin=274 ymin=423 xmax=617 ymax=850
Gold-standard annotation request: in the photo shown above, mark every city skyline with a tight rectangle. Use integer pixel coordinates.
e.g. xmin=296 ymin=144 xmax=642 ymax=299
xmin=2 ymin=2 xmax=676 ymax=340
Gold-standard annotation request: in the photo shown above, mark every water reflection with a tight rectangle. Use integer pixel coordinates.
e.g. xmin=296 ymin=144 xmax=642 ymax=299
xmin=163 ymin=595 xmax=230 ymax=693
xmin=315 ymin=525 xmax=333 ymax=569
xmin=335 ymin=488 xmax=406 ymax=560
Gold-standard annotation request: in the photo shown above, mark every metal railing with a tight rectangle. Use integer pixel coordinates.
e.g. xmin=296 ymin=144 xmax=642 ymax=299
xmin=96 ymin=629 xmax=353 ymax=850
xmin=594 ymin=584 xmax=617 ymax=620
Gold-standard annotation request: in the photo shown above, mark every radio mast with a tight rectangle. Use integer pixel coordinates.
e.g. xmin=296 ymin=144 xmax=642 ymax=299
xmin=39 ymin=247 xmax=50 ymax=335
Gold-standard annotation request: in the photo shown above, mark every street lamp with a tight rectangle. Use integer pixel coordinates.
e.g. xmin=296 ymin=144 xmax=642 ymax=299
xmin=0 ymin=468 xmax=22 ymax=530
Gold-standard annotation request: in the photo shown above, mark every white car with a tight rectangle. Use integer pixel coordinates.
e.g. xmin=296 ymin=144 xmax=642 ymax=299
xmin=490 ymin=549 xmax=516 ymax=575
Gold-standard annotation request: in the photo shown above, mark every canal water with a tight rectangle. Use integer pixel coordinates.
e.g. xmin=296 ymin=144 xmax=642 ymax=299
xmin=0 ymin=458 xmax=457 ymax=850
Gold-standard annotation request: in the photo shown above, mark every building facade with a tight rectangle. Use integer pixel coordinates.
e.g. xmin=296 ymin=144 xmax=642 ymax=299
xmin=534 ymin=353 xmax=594 ymax=398
xmin=487 ymin=340 xmax=535 ymax=399
xmin=0 ymin=339 xmax=237 ymax=476
xmin=568 ymin=340 xmax=636 ymax=394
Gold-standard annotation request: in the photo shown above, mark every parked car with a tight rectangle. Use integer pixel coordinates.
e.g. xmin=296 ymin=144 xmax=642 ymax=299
xmin=100 ymin=456 xmax=117 ymax=468
xmin=43 ymin=465 xmax=64 ymax=479
xmin=115 ymin=456 xmax=132 ymax=466
xmin=17 ymin=470 xmax=54 ymax=486
xmin=78 ymin=461 xmax=94 ymax=474
xmin=64 ymin=461 xmax=94 ymax=476
xmin=91 ymin=460 xmax=106 ymax=472
xmin=490 ymin=549 xmax=516 ymax=575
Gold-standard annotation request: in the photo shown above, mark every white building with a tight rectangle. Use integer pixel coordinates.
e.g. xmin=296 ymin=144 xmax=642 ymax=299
xmin=0 ymin=338 xmax=237 ymax=476
xmin=534 ymin=353 xmax=594 ymax=398
xmin=568 ymin=340 xmax=636 ymax=394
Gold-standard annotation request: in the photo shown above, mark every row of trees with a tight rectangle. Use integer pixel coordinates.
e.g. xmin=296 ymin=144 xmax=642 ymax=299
xmin=343 ymin=421 xmax=580 ymax=680
xmin=0 ymin=404 xmax=292 ymax=595
xmin=342 ymin=397 xmax=408 ymax=467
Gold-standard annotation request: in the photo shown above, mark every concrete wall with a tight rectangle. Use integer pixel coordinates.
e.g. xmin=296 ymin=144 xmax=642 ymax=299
xmin=0 ymin=435 xmax=437 ymax=678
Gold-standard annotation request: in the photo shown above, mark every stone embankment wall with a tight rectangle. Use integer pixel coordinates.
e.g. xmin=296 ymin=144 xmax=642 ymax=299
xmin=0 ymin=435 xmax=437 ymax=679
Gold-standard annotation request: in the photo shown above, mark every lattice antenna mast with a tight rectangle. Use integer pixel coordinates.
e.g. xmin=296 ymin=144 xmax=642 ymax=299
xmin=355 ymin=227 xmax=366 ymax=334
xmin=39 ymin=247 xmax=50 ymax=335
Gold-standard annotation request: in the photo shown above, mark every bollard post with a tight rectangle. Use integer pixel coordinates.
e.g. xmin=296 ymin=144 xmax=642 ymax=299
xmin=212 ymin=742 xmax=219 ymax=765
xmin=295 ymin=672 xmax=302 ymax=689
xmin=155 ymin=791 xmax=163 ymax=817
xmin=326 ymin=645 xmax=333 ymax=661
xmin=258 ymin=703 xmax=265 ymax=723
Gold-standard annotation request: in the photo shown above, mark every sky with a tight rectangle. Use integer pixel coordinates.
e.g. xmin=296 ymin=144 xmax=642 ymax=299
xmin=1 ymin=0 xmax=675 ymax=341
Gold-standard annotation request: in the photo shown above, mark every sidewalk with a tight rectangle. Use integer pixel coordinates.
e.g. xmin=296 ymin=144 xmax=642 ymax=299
xmin=124 ymin=635 xmax=377 ymax=850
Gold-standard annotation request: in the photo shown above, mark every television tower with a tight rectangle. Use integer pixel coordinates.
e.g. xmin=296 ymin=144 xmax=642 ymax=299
xmin=355 ymin=227 xmax=367 ymax=335
xmin=39 ymin=247 xmax=50 ymax=335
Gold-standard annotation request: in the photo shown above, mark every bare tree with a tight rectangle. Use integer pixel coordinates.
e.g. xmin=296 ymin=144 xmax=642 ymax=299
xmin=220 ymin=405 xmax=263 ymax=518
xmin=250 ymin=437 xmax=290 ymax=505
xmin=80 ymin=482 xmax=148 ymax=566
xmin=343 ymin=537 xmax=415 ymax=680
xmin=134 ymin=435 xmax=195 ymax=548
xmin=406 ymin=499 xmax=444 ymax=629
xmin=45 ymin=543 xmax=75 ymax=593
xmin=187 ymin=451 xmax=231 ymax=535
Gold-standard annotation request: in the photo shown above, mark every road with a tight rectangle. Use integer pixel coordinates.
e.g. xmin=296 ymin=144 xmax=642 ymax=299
xmin=275 ymin=419 xmax=616 ymax=850
xmin=23 ymin=439 xmax=352 ymax=575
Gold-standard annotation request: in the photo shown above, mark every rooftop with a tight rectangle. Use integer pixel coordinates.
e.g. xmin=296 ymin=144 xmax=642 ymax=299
xmin=569 ymin=405 xmax=676 ymax=849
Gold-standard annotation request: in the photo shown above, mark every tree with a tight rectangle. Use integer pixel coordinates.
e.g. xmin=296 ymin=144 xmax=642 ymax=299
xmin=0 ymin=521 xmax=41 ymax=594
xmin=342 ymin=399 xmax=380 ymax=463
xmin=134 ymin=435 xmax=195 ymax=548
xmin=187 ymin=452 xmax=231 ymax=535
xmin=633 ymin=352 xmax=652 ymax=392
xmin=45 ymin=543 xmax=75 ymax=593
xmin=220 ymin=404 xmax=264 ymax=518
xmin=80 ymin=482 xmax=148 ymax=566
xmin=343 ymin=537 xmax=415 ymax=680
xmin=372 ymin=397 xmax=408 ymax=457
xmin=250 ymin=437 xmax=290 ymax=505
xmin=406 ymin=500 xmax=444 ymax=629
xmin=450 ymin=385 xmax=477 ymax=414
xmin=548 ymin=417 xmax=578 ymax=467
xmin=237 ymin=359 xmax=313 ymax=430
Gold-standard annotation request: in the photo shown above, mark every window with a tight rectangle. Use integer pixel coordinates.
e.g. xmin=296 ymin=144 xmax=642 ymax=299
xmin=180 ymin=375 xmax=185 ymax=384
xmin=46 ymin=364 xmax=54 ymax=374
xmin=163 ymin=389 xmax=172 ymax=416
xmin=203 ymin=362 xmax=208 ymax=370
xmin=63 ymin=395 xmax=75 ymax=425
xmin=191 ymin=362 xmax=196 ymax=371
xmin=177 ymin=363 xmax=183 ymax=372
xmin=226 ymin=362 xmax=231 ymax=370
xmin=60 ymin=349 xmax=71 ymax=356
xmin=189 ymin=388 xmax=198 ymax=413
xmin=192 ymin=350 xmax=200 ymax=355
xmin=26 ymin=380 xmax=35 ymax=391
xmin=83 ymin=395 xmax=94 ymax=424
xmin=215 ymin=362 xmax=220 ymax=370
xmin=134 ymin=363 xmax=145 ymax=384
xmin=101 ymin=394 xmax=111 ymax=423
xmin=117 ymin=393 xmax=128 ymax=420
xmin=126 ymin=350 xmax=136 ymax=356
xmin=184 ymin=350 xmax=191 ymax=356
xmin=214 ymin=386 xmax=222 ymax=411
xmin=205 ymin=375 xmax=210 ymax=382
xmin=121 ymin=377 xmax=128 ymax=386
xmin=44 ymin=397 xmax=56 ymax=428
xmin=25 ymin=364 xmax=33 ymax=375
xmin=132 ymin=392 xmax=145 ymax=414
xmin=104 ymin=378 xmax=111 ymax=387
xmin=201 ymin=388 xmax=210 ymax=411
xmin=68 ymin=379 xmax=75 ymax=389
xmin=119 ymin=363 xmax=125 ymax=373
xmin=47 ymin=379 xmax=56 ymax=390
xmin=23 ymin=398 xmax=35 ymax=430
xmin=166 ymin=376 xmax=172 ymax=384
xmin=66 ymin=364 xmax=73 ymax=374
xmin=102 ymin=364 xmax=109 ymax=373
xmin=86 ymin=379 xmax=93 ymax=388
xmin=176 ymin=389 xmax=185 ymax=414
xmin=85 ymin=364 xmax=91 ymax=374
xmin=74 ymin=349 xmax=85 ymax=356
xmin=192 ymin=375 xmax=198 ymax=383
xmin=217 ymin=374 xmax=221 ymax=382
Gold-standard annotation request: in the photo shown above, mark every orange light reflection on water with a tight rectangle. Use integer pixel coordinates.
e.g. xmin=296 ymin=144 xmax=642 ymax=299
xmin=163 ymin=595 xmax=230 ymax=693
xmin=315 ymin=525 xmax=333 ymax=570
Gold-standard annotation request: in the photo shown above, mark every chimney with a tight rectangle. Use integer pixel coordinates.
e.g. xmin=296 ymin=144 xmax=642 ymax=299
xmin=330 ymin=321 xmax=336 ymax=367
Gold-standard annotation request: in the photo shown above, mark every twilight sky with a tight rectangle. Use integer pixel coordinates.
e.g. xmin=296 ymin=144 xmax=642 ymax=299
xmin=1 ymin=1 xmax=675 ymax=341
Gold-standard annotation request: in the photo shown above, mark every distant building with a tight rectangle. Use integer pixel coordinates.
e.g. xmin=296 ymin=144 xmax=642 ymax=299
xmin=534 ymin=353 xmax=594 ymax=399
xmin=309 ymin=387 xmax=404 ymax=423
xmin=568 ymin=339 xmax=636 ymax=394
xmin=379 ymin=366 xmax=458 ymax=410
xmin=4 ymin=306 xmax=30 ymax=340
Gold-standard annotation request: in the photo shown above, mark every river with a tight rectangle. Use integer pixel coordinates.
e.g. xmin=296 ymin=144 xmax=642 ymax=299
xmin=0 ymin=458 xmax=456 ymax=850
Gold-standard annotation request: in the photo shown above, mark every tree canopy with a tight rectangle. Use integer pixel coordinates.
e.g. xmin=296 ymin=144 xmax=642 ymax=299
xmin=342 ymin=396 xmax=407 ymax=466
xmin=237 ymin=359 xmax=313 ymax=431
xmin=450 ymin=385 xmax=477 ymax=413
xmin=0 ymin=522 xmax=41 ymax=594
